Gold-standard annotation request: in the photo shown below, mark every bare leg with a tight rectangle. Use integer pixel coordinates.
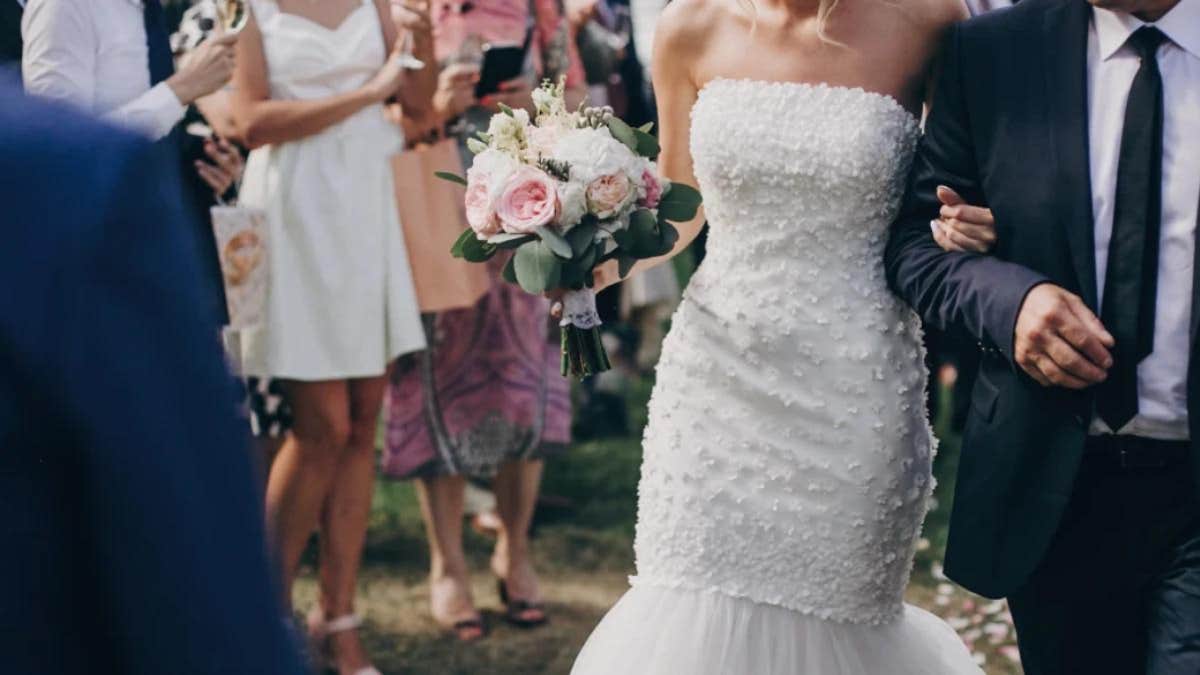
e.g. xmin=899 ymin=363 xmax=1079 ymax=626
xmin=491 ymin=459 xmax=546 ymax=623
xmin=314 ymin=375 xmax=388 ymax=674
xmin=416 ymin=474 xmax=484 ymax=640
xmin=253 ymin=433 xmax=286 ymax=492
xmin=265 ymin=380 xmax=351 ymax=612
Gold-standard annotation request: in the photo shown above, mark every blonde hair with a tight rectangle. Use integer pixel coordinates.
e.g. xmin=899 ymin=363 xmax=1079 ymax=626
xmin=741 ymin=0 xmax=844 ymax=44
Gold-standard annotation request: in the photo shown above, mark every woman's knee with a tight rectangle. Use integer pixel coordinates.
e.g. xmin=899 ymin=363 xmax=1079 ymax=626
xmin=294 ymin=410 xmax=352 ymax=456
xmin=346 ymin=407 xmax=380 ymax=451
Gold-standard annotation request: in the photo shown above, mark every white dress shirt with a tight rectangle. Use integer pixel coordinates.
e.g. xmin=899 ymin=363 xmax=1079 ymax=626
xmin=21 ymin=0 xmax=185 ymax=139
xmin=1088 ymin=0 xmax=1200 ymax=440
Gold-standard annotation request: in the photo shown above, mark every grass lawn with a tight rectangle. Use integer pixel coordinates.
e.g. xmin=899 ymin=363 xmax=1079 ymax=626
xmin=294 ymin=368 xmax=1023 ymax=674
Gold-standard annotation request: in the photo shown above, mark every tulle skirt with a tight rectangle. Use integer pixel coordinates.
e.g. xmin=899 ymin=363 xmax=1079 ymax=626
xmin=571 ymin=585 xmax=982 ymax=674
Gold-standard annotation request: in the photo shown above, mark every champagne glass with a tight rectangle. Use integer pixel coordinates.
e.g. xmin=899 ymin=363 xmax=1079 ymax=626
xmin=390 ymin=1 xmax=428 ymax=71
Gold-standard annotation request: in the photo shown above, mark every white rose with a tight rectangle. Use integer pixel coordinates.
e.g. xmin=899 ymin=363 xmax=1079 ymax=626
xmin=552 ymin=127 xmax=643 ymax=185
xmin=468 ymin=148 xmax=520 ymax=203
xmin=556 ymin=181 xmax=588 ymax=231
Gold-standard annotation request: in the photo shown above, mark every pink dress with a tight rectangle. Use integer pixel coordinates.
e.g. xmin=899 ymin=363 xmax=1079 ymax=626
xmin=382 ymin=0 xmax=581 ymax=478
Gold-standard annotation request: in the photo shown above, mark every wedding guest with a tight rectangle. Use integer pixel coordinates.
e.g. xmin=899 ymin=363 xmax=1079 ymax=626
xmin=228 ymin=1 xmax=434 ymax=672
xmin=22 ymin=0 xmax=245 ymax=329
xmin=886 ymin=0 xmax=1200 ymax=670
xmin=169 ymin=0 xmax=291 ymax=474
xmin=0 ymin=79 xmax=305 ymax=675
xmin=380 ymin=0 xmax=583 ymax=641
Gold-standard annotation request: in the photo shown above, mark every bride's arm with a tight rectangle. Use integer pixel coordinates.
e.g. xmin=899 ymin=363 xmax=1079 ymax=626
xmin=228 ymin=11 xmax=410 ymax=150
xmin=592 ymin=2 xmax=707 ymax=291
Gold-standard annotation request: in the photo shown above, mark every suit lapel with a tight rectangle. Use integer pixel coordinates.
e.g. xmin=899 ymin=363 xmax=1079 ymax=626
xmin=1042 ymin=0 xmax=1098 ymax=308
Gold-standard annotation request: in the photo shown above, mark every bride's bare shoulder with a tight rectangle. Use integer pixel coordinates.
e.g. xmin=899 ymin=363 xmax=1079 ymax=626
xmin=911 ymin=0 xmax=970 ymax=31
xmin=653 ymin=0 xmax=728 ymax=56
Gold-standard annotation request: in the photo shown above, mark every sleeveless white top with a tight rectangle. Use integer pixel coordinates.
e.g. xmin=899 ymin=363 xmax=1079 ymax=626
xmin=238 ymin=0 xmax=425 ymax=380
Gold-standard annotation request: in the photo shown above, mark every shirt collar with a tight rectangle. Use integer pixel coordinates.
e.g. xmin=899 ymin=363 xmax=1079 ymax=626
xmin=1094 ymin=0 xmax=1200 ymax=61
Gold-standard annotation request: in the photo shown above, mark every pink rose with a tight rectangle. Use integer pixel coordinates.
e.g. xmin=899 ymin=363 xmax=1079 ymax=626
xmin=465 ymin=177 xmax=501 ymax=238
xmin=586 ymin=172 xmax=634 ymax=219
xmin=496 ymin=167 xmax=561 ymax=234
xmin=639 ymin=169 xmax=664 ymax=209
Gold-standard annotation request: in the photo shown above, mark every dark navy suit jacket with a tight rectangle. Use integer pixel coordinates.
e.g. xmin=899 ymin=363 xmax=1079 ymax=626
xmin=0 ymin=81 xmax=305 ymax=675
xmin=886 ymin=0 xmax=1199 ymax=599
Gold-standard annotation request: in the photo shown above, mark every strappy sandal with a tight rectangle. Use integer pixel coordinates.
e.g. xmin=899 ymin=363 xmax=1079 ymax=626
xmin=306 ymin=612 xmax=382 ymax=675
xmin=438 ymin=615 xmax=487 ymax=642
xmin=497 ymin=579 xmax=549 ymax=628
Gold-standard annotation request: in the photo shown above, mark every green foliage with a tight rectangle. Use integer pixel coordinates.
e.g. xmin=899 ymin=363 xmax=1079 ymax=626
xmin=458 ymin=233 xmax=497 ymax=262
xmin=502 ymin=255 xmax=518 ymax=284
xmin=538 ymin=157 xmax=572 ymax=181
xmin=488 ymin=232 xmax=537 ymax=249
xmin=435 ymin=171 xmax=468 ymax=186
xmin=536 ymin=225 xmax=574 ymax=259
xmin=605 ymin=117 xmax=638 ymax=152
xmin=513 ymin=240 xmax=562 ymax=293
xmin=566 ymin=221 xmax=598 ymax=256
xmin=657 ymin=183 xmax=703 ymax=222
xmin=633 ymin=128 xmax=659 ymax=159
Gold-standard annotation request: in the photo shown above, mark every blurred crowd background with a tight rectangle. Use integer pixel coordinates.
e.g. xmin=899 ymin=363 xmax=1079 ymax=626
xmin=2 ymin=0 xmax=1021 ymax=673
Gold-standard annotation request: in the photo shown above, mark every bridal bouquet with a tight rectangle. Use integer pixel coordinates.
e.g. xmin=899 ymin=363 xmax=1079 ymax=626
xmin=440 ymin=79 xmax=702 ymax=377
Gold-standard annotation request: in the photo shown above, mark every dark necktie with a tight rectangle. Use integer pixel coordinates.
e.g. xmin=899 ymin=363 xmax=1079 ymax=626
xmin=1096 ymin=26 xmax=1167 ymax=431
xmin=143 ymin=0 xmax=175 ymax=85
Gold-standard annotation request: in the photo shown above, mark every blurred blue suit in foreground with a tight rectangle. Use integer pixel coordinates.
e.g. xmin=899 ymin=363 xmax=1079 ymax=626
xmin=0 ymin=80 xmax=305 ymax=675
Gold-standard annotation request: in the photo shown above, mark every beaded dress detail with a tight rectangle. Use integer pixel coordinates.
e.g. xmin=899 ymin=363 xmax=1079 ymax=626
xmin=572 ymin=79 xmax=980 ymax=674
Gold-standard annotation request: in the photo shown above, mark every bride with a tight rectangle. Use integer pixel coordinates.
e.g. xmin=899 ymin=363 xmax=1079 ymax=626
xmin=569 ymin=0 xmax=984 ymax=672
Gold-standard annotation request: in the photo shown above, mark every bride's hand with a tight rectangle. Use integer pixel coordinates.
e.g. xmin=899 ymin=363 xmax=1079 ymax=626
xmin=548 ymin=260 xmax=621 ymax=319
xmin=930 ymin=185 xmax=997 ymax=254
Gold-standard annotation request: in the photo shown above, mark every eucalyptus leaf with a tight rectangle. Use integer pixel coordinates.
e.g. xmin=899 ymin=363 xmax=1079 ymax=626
xmin=637 ymin=122 xmax=654 ymax=134
xmin=605 ymin=117 xmax=638 ymax=152
xmin=617 ymin=255 xmax=637 ymax=279
xmin=535 ymin=226 xmax=574 ymax=259
xmin=610 ymin=227 xmax=631 ymax=250
xmin=450 ymin=228 xmax=476 ymax=258
xmin=656 ymin=221 xmax=680 ymax=255
xmin=577 ymin=242 xmax=598 ymax=272
xmin=513 ymin=240 xmax=562 ymax=293
xmin=499 ymin=103 xmax=515 ymax=117
xmin=626 ymin=209 xmax=660 ymax=257
xmin=501 ymin=256 xmax=518 ymax=284
xmin=657 ymin=183 xmax=703 ymax=222
xmin=460 ymin=234 xmax=497 ymax=262
xmin=488 ymin=232 xmax=537 ymax=249
xmin=633 ymin=128 xmax=660 ymax=159
xmin=566 ymin=222 xmax=599 ymax=256
xmin=435 ymin=171 xmax=469 ymax=187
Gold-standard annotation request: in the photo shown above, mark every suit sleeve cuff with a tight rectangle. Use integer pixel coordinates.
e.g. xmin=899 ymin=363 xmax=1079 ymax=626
xmin=994 ymin=274 xmax=1051 ymax=364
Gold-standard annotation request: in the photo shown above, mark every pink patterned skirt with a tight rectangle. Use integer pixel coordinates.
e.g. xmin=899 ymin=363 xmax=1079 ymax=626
xmin=382 ymin=261 xmax=571 ymax=479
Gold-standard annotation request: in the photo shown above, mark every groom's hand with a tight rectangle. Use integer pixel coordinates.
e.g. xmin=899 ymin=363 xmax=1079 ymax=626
xmin=1014 ymin=284 xmax=1115 ymax=388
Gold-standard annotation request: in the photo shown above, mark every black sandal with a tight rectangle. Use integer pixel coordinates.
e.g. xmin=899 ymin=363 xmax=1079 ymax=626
xmin=442 ymin=616 xmax=487 ymax=643
xmin=497 ymin=580 xmax=549 ymax=628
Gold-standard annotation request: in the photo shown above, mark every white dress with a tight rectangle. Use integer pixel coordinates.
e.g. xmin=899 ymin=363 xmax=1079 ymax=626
xmin=238 ymin=0 xmax=425 ymax=381
xmin=571 ymin=79 xmax=981 ymax=674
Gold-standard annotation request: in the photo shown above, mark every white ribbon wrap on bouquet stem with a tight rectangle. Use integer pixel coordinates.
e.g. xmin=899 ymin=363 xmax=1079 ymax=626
xmin=560 ymin=288 xmax=603 ymax=330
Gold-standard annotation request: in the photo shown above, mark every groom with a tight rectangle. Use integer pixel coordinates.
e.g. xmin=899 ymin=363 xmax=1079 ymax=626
xmin=885 ymin=0 xmax=1199 ymax=672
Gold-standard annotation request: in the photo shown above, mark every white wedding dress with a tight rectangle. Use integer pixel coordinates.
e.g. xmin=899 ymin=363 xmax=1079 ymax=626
xmin=571 ymin=79 xmax=981 ymax=674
